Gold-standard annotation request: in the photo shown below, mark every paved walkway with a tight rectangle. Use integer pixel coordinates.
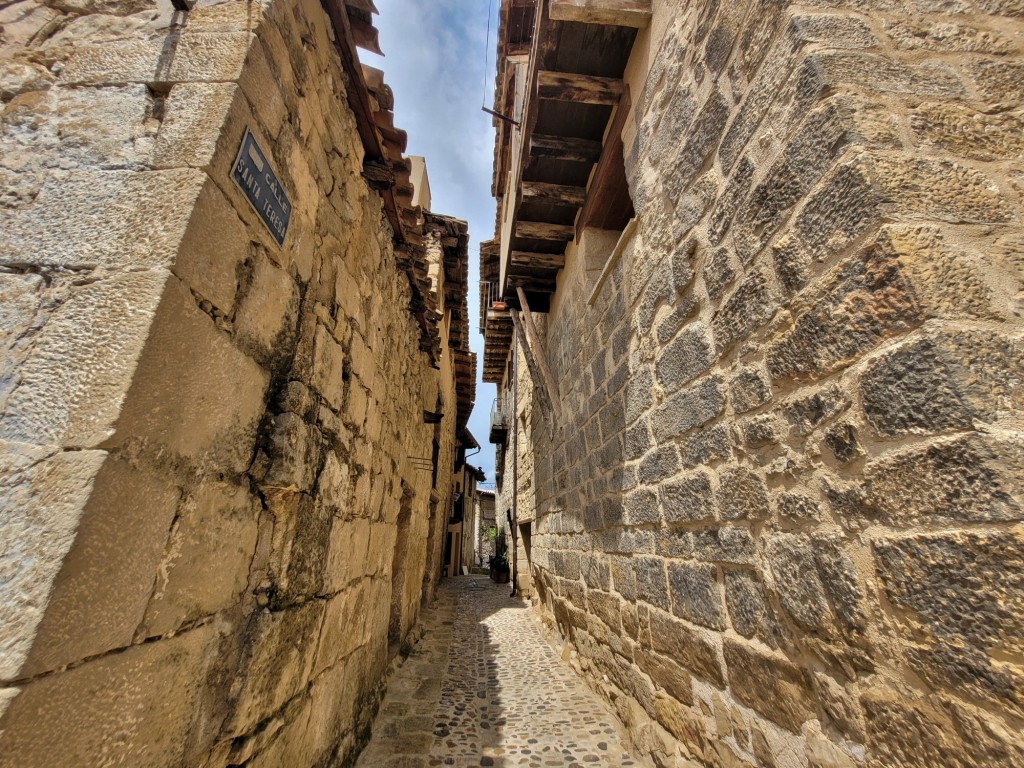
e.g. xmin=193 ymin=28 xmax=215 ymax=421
xmin=356 ymin=576 xmax=646 ymax=768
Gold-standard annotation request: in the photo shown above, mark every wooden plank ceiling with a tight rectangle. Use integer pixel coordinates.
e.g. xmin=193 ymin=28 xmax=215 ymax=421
xmin=482 ymin=0 xmax=648 ymax=381
xmin=502 ymin=0 xmax=643 ymax=310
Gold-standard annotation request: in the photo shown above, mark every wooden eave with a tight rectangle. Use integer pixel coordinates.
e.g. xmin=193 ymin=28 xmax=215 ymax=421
xmin=494 ymin=0 xmax=644 ymax=310
xmin=480 ymin=240 xmax=513 ymax=385
xmin=322 ymin=1 xmax=455 ymax=364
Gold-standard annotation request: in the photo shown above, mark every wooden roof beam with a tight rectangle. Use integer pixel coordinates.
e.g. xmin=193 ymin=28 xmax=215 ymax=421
xmin=537 ymin=71 xmax=623 ymax=105
xmin=530 ymin=134 xmax=603 ymax=163
xmin=516 ymin=221 xmax=575 ymax=241
xmin=511 ymin=251 xmax=565 ymax=271
xmin=549 ymin=0 xmax=652 ymax=27
xmin=521 ymin=180 xmax=586 ymax=207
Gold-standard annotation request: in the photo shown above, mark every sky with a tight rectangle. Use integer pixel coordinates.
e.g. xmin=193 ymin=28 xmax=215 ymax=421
xmin=364 ymin=0 xmax=499 ymax=483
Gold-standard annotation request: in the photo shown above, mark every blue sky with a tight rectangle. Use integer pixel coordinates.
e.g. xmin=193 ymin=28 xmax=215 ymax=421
xmin=364 ymin=0 xmax=499 ymax=482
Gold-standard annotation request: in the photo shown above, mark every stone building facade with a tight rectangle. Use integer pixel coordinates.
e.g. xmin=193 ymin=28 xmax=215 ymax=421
xmin=0 ymin=1 xmax=474 ymax=766
xmin=483 ymin=1 xmax=1024 ymax=767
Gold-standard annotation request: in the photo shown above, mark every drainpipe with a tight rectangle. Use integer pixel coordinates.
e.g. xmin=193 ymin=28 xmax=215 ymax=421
xmin=509 ymin=320 xmax=519 ymax=598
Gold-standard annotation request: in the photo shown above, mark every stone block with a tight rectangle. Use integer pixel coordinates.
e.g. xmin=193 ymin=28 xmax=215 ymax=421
xmin=153 ymin=82 xmax=238 ymax=168
xmin=637 ymin=445 xmax=680 ymax=485
xmin=0 ymin=270 xmax=169 ymax=449
xmin=861 ymin=329 xmax=1022 ymax=437
xmin=765 ymin=533 xmax=829 ymax=631
xmin=813 ymin=536 xmax=868 ymax=637
xmin=112 ymin=277 xmax=269 ymax=474
xmin=911 ymin=101 xmax=1024 ymax=161
xmin=324 ymin=517 xmax=371 ymax=594
xmin=875 ymin=157 xmax=1013 ymax=224
xmin=636 ymin=649 xmax=694 ymax=706
xmin=805 ymin=721 xmax=858 ymax=768
xmin=709 ymin=158 xmax=754 ymax=246
xmin=141 ymin=479 xmax=258 ymax=638
xmin=624 ymin=419 xmax=652 ymax=461
xmin=0 ymin=624 xmax=218 ymax=768
xmin=811 ymin=51 xmax=965 ymax=98
xmin=814 ymin=673 xmax=865 ymax=743
xmin=610 ymin=557 xmax=634 ymax=606
xmin=623 ymin=487 xmax=661 ymax=526
xmin=653 ymin=690 xmax=704 ymax=748
xmin=655 ymin=528 xmax=694 ymax=560
xmin=823 ymin=422 xmax=863 ymax=463
xmin=711 ymin=268 xmax=777 ymax=354
xmin=671 ymin=89 xmax=730 ymax=192
xmin=792 ymin=159 xmax=879 ymax=264
xmin=0 ymin=273 xmax=42 ymax=361
xmin=693 ymin=527 xmax=757 ymax=565
xmin=0 ymin=445 xmax=106 ymax=680
xmin=767 ymin=236 xmax=921 ymax=382
xmin=625 ymin=365 xmax=654 ymax=425
xmin=21 ymin=455 xmax=183 ymax=677
xmin=62 ymin=32 xmax=254 ymax=86
xmin=651 ymin=376 xmax=726 ymax=442
xmin=729 ymin=366 xmax=772 ymax=414
xmin=263 ymin=413 xmax=322 ymax=492
xmin=314 ymin=584 xmax=369 ymax=679
xmin=282 ymin=493 xmax=334 ymax=601
xmin=1 ymin=84 xmax=155 ymax=172
xmin=715 ymin=467 xmax=769 ymax=521
xmin=668 ymin=561 xmax=726 ymax=630
xmin=792 ymin=14 xmax=877 ymax=48
xmin=648 ymin=608 xmax=724 ymax=688
xmin=310 ymin=323 xmax=347 ymax=411
xmin=968 ymin=58 xmax=1024 ymax=106
xmin=634 ymin=556 xmax=670 ymax=611
xmin=661 ymin=470 xmax=715 ymax=523
xmin=235 ymin=255 xmax=300 ymax=364
xmin=655 ymin=321 xmax=714 ymax=393
xmin=739 ymin=414 xmax=782 ymax=448
xmin=783 ymin=385 xmax=850 ymax=437
xmin=723 ymin=638 xmax=814 ymax=733
xmin=227 ymin=601 xmax=326 ymax=736
xmin=862 ymin=689 xmax=1024 ymax=768
xmin=861 ymin=433 xmax=1024 ymax=525
xmin=724 ymin=569 xmax=781 ymax=646
xmin=702 ymin=247 xmax=738 ymax=304
xmin=775 ymin=491 xmax=823 ymax=522
xmin=872 ymin=530 xmax=1024 ymax=713
xmin=0 ymin=169 xmax=206 ymax=270
xmin=175 ymin=178 xmax=251 ymax=313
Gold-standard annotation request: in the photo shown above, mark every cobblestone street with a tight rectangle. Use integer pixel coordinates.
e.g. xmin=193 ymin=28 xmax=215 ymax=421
xmin=356 ymin=577 xmax=646 ymax=768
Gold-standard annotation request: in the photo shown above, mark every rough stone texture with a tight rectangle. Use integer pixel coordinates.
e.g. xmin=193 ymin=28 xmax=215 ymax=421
xmin=0 ymin=2 xmax=472 ymax=767
xmin=494 ymin=0 xmax=1024 ymax=766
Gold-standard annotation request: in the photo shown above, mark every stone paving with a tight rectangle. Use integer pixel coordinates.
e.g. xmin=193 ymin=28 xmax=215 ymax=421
xmin=356 ymin=576 xmax=647 ymax=768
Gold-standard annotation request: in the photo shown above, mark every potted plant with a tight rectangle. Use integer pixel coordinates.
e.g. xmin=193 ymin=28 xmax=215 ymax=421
xmin=489 ymin=530 xmax=510 ymax=584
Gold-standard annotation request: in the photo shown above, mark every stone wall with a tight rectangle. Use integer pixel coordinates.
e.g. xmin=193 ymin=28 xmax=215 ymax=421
xmin=520 ymin=1 xmax=1024 ymax=766
xmin=0 ymin=1 xmax=463 ymax=765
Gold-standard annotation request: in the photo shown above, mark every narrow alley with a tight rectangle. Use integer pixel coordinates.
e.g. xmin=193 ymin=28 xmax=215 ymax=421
xmin=356 ymin=577 xmax=645 ymax=768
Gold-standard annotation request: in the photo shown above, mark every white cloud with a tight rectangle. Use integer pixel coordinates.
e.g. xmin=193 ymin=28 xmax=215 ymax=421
xmin=366 ymin=0 xmax=499 ymax=481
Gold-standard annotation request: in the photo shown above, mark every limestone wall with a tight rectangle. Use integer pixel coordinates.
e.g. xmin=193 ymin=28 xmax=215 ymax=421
xmin=522 ymin=1 xmax=1024 ymax=766
xmin=0 ymin=1 xmax=460 ymax=765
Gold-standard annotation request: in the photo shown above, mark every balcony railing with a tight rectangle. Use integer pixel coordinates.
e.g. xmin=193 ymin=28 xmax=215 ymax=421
xmin=488 ymin=397 xmax=508 ymax=444
xmin=479 ymin=280 xmax=508 ymax=334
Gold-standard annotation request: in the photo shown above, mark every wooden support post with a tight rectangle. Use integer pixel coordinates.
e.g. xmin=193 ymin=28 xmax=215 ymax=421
xmin=511 ymin=313 xmax=557 ymax=433
xmin=516 ymin=288 xmax=563 ymax=421
xmin=537 ymin=71 xmax=624 ymax=105
xmin=549 ymin=0 xmax=652 ymax=27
